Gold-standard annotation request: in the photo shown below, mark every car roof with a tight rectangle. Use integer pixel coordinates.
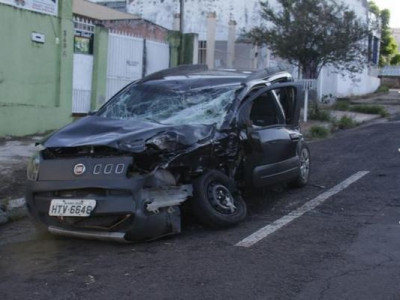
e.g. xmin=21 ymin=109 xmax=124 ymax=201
xmin=138 ymin=65 xmax=293 ymax=88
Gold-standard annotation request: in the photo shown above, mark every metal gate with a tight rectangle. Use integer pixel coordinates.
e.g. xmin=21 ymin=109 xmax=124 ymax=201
xmin=106 ymin=32 xmax=144 ymax=101
xmin=145 ymin=40 xmax=170 ymax=75
xmin=72 ymin=17 xmax=94 ymax=113
xmin=72 ymin=54 xmax=94 ymax=113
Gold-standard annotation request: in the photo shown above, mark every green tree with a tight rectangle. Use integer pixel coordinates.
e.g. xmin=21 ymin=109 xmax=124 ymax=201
xmin=245 ymin=0 xmax=370 ymax=79
xmin=368 ymin=2 xmax=400 ymax=66
xmin=390 ymin=54 xmax=400 ymax=65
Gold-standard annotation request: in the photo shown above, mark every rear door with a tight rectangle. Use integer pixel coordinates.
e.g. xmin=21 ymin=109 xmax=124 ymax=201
xmin=239 ymin=83 xmax=303 ymax=187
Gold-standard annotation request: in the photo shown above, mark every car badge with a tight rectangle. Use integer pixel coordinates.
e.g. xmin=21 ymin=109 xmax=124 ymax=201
xmin=73 ymin=163 xmax=86 ymax=176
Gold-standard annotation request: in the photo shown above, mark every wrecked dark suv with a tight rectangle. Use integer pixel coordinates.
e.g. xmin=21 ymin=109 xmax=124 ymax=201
xmin=26 ymin=65 xmax=310 ymax=242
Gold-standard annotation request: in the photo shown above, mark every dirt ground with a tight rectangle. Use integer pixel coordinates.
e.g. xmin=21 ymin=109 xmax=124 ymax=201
xmin=0 ymin=136 xmax=42 ymax=202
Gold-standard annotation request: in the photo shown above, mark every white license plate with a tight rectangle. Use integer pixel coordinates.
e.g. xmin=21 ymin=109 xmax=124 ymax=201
xmin=49 ymin=199 xmax=96 ymax=217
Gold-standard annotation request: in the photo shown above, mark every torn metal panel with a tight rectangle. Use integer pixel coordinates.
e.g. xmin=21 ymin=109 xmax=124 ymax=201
xmin=144 ymin=185 xmax=193 ymax=213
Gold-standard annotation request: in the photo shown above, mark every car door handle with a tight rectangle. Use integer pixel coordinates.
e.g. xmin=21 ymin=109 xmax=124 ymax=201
xmin=289 ymin=133 xmax=302 ymax=141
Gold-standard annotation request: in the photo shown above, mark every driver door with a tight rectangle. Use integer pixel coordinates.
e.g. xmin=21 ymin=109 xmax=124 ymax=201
xmin=240 ymin=84 xmax=303 ymax=187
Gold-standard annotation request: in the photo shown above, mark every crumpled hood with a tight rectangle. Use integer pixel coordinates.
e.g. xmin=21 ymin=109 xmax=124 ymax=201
xmin=42 ymin=116 xmax=215 ymax=152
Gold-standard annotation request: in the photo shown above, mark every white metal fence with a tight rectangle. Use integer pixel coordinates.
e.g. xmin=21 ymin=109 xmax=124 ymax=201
xmin=106 ymin=32 xmax=144 ymax=101
xmin=145 ymin=40 xmax=170 ymax=75
xmin=106 ymin=31 xmax=170 ymax=101
xmin=297 ymin=79 xmax=318 ymax=91
xmin=72 ymin=89 xmax=92 ymax=113
xmin=296 ymin=79 xmax=318 ymax=122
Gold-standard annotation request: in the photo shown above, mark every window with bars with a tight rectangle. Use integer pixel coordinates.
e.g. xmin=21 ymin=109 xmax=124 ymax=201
xmin=73 ymin=17 xmax=95 ymax=55
xmin=198 ymin=41 xmax=207 ymax=65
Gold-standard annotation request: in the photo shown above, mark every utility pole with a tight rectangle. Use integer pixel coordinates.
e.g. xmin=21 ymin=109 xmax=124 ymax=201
xmin=179 ymin=0 xmax=185 ymax=65
xmin=179 ymin=0 xmax=184 ymax=33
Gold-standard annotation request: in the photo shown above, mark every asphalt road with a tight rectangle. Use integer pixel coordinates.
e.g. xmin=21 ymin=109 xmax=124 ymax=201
xmin=1 ymin=120 xmax=400 ymax=300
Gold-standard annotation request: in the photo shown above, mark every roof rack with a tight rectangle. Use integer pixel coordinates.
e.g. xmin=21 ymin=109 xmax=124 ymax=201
xmin=139 ymin=64 xmax=208 ymax=83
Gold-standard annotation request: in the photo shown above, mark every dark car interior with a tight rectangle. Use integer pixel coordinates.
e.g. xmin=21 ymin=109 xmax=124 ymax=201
xmin=250 ymin=90 xmax=285 ymax=127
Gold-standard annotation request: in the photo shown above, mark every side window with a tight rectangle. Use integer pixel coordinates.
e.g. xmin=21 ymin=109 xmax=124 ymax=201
xmin=249 ymin=90 xmax=285 ymax=127
xmin=274 ymin=87 xmax=296 ymax=125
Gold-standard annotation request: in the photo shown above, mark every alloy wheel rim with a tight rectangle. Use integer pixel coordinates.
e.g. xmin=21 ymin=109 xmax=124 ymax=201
xmin=300 ymin=149 xmax=310 ymax=181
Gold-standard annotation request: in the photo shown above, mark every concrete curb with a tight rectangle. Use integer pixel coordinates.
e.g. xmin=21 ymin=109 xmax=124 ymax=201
xmin=0 ymin=197 xmax=27 ymax=225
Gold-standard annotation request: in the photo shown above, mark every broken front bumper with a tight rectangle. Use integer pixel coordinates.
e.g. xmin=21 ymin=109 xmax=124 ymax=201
xmin=26 ymin=171 xmax=192 ymax=242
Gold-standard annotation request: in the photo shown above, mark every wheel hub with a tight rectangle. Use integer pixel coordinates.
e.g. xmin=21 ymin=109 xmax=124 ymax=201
xmin=300 ymin=149 xmax=310 ymax=180
xmin=207 ymin=183 xmax=237 ymax=214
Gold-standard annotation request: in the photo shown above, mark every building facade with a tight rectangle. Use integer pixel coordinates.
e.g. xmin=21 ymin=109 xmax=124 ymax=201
xmin=115 ymin=0 xmax=381 ymax=98
xmin=0 ymin=0 xmax=184 ymax=136
xmin=0 ymin=1 xmax=74 ymax=136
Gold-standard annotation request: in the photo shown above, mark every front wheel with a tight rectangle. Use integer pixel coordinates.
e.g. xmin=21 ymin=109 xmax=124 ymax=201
xmin=290 ymin=144 xmax=311 ymax=188
xmin=190 ymin=170 xmax=247 ymax=228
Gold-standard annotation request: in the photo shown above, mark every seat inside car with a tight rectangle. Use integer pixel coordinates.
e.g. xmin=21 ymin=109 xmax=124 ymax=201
xmin=250 ymin=94 xmax=281 ymax=127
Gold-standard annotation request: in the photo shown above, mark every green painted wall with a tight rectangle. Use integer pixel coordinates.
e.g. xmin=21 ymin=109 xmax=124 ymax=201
xmin=167 ymin=31 xmax=182 ymax=67
xmin=167 ymin=31 xmax=198 ymax=66
xmin=0 ymin=2 xmax=73 ymax=136
xmin=182 ymin=33 xmax=197 ymax=65
xmin=91 ymin=27 xmax=109 ymax=111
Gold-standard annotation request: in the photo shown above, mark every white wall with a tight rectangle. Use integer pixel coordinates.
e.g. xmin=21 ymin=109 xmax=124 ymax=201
xmin=335 ymin=69 xmax=381 ymax=97
xmin=125 ymin=0 xmax=269 ymax=40
xmin=319 ymin=66 xmax=380 ymax=98
xmin=124 ymin=0 xmax=367 ymax=37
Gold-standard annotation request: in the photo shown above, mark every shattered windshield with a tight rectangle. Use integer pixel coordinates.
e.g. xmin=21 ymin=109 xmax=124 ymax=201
xmin=98 ymin=83 xmax=240 ymax=127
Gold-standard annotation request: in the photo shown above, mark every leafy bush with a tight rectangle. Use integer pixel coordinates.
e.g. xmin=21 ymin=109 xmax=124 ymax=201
xmin=336 ymin=116 xmax=357 ymax=129
xmin=350 ymin=105 xmax=389 ymax=117
xmin=309 ymin=125 xmax=330 ymax=138
xmin=376 ymin=85 xmax=389 ymax=93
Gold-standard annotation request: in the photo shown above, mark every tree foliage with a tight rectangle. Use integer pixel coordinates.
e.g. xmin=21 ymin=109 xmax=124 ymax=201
xmin=370 ymin=2 xmax=400 ymax=66
xmin=245 ymin=0 xmax=370 ymax=79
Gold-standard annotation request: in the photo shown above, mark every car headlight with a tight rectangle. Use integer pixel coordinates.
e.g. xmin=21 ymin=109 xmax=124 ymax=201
xmin=146 ymin=132 xmax=182 ymax=151
xmin=27 ymin=152 xmax=40 ymax=181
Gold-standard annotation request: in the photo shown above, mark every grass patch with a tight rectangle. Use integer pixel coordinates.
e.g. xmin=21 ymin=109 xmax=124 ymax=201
xmin=335 ymin=116 xmax=357 ymax=129
xmin=332 ymin=100 xmax=350 ymax=111
xmin=332 ymin=99 xmax=388 ymax=118
xmin=309 ymin=108 xmax=331 ymax=122
xmin=309 ymin=125 xmax=330 ymax=138
xmin=349 ymin=105 xmax=389 ymax=117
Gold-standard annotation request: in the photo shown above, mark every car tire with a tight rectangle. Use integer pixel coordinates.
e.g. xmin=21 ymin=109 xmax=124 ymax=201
xmin=191 ymin=170 xmax=247 ymax=228
xmin=290 ymin=144 xmax=311 ymax=188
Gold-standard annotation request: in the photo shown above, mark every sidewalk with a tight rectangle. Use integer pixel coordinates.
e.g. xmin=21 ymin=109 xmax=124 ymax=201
xmin=350 ymin=89 xmax=400 ymax=119
xmin=0 ymin=136 xmax=42 ymax=224
xmin=301 ymin=90 xmax=400 ymax=138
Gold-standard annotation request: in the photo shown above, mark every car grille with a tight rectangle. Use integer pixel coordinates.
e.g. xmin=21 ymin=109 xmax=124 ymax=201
xmin=42 ymin=146 xmax=131 ymax=159
xmin=51 ymin=214 xmax=133 ymax=231
xmin=36 ymin=188 xmax=132 ymax=198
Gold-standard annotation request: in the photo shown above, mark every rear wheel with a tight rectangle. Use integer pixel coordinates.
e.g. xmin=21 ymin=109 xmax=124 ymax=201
xmin=191 ymin=170 xmax=247 ymax=228
xmin=291 ymin=144 xmax=310 ymax=188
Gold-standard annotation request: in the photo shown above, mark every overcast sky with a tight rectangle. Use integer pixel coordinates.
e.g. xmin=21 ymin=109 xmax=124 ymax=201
xmin=374 ymin=0 xmax=400 ymax=28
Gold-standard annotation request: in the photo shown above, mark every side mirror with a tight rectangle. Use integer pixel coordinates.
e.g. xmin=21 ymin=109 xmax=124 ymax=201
xmin=88 ymin=111 xmax=97 ymax=116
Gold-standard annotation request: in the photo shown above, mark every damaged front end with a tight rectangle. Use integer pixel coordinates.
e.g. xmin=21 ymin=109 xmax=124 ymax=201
xmin=26 ymin=117 xmax=237 ymax=242
xmin=26 ymin=75 xmax=248 ymax=242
